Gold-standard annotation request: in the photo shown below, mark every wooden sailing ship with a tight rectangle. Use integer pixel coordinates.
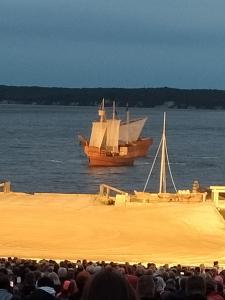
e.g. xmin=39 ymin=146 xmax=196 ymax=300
xmin=79 ymin=100 xmax=153 ymax=167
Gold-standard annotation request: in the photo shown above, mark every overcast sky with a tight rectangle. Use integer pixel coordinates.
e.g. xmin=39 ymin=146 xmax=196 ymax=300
xmin=0 ymin=0 xmax=225 ymax=89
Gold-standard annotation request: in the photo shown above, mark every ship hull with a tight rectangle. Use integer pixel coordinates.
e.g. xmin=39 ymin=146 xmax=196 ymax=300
xmin=84 ymin=138 xmax=153 ymax=167
xmin=134 ymin=191 xmax=207 ymax=202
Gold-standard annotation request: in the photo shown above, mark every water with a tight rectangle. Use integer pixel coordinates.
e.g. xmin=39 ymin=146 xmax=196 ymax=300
xmin=0 ymin=104 xmax=225 ymax=194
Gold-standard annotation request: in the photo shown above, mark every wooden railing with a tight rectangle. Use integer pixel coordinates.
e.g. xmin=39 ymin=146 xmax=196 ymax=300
xmin=99 ymin=184 xmax=127 ymax=199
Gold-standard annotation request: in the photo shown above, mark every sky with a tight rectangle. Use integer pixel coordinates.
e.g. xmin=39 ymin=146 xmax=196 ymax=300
xmin=0 ymin=0 xmax=225 ymax=89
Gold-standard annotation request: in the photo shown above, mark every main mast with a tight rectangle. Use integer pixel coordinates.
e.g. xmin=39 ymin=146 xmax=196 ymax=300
xmin=159 ymin=112 xmax=167 ymax=193
xmin=143 ymin=112 xmax=177 ymax=193
xmin=112 ymin=100 xmax=116 ymax=120
xmin=126 ymin=103 xmax=130 ymax=144
xmin=98 ymin=98 xmax=106 ymax=122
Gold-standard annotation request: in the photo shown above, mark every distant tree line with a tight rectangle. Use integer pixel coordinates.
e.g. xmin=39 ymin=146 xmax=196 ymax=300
xmin=0 ymin=85 xmax=225 ymax=109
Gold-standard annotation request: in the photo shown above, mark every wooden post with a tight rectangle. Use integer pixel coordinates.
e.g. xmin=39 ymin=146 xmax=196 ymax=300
xmin=213 ymin=191 xmax=219 ymax=208
xmin=99 ymin=184 xmax=104 ymax=195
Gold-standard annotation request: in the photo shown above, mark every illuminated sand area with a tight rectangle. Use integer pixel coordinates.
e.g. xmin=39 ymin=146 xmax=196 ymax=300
xmin=0 ymin=192 xmax=225 ymax=266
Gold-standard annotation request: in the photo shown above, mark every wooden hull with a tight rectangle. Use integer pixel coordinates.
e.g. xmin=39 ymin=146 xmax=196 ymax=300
xmin=134 ymin=191 xmax=207 ymax=202
xmin=88 ymin=156 xmax=134 ymax=167
xmin=84 ymin=138 xmax=153 ymax=167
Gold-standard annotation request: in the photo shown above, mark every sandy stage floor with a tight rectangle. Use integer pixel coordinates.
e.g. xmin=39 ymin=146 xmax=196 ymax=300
xmin=0 ymin=192 xmax=225 ymax=267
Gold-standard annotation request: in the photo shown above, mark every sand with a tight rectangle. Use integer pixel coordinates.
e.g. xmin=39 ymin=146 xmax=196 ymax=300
xmin=0 ymin=192 xmax=225 ymax=267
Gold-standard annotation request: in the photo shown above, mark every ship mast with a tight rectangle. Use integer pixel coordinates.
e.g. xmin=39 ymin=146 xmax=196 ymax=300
xmin=159 ymin=112 xmax=167 ymax=193
xmin=98 ymin=98 xmax=106 ymax=122
xmin=143 ymin=112 xmax=177 ymax=193
xmin=112 ymin=100 xmax=116 ymax=120
xmin=126 ymin=103 xmax=130 ymax=144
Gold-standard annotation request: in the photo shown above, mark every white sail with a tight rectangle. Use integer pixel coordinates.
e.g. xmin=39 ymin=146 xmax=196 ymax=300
xmin=89 ymin=121 xmax=107 ymax=148
xmin=119 ymin=117 xmax=147 ymax=143
xmin=106 ymin=119 xmax=121 ymax=152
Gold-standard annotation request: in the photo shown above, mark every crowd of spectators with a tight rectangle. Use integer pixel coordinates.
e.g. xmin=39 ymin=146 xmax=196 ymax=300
xmin=0 ymin=257 xmax=224 ymax=300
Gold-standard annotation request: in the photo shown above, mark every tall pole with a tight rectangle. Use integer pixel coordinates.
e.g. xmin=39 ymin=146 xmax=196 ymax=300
xmin=112 ymin=101 xmax=115 ymax=120
xmin=126 ymin=104 xmax=130 ymax=144
xmin=159 ymin=112 xmax=167 ymax=193
xmin=99 ymin=98 xmax=105 ymax=122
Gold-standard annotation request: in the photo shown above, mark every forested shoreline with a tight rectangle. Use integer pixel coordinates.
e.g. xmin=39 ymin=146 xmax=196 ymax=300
xmin=1 ymin=85 xmax=225 ymax=109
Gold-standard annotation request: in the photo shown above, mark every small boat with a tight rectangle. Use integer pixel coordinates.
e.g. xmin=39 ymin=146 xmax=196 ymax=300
xmin=79 ymin=100 xmax=153 ymax=167
xmin=134 ymin=112 xmax=207 ymax=202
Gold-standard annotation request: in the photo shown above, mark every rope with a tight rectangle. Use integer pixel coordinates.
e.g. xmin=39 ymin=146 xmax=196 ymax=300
xmin=143 ymin=137 xmax=163 ymax=192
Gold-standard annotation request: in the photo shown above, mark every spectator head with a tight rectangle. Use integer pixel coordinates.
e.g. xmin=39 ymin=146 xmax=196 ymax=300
xmin=155 ymin=276 xmax=166 ymax=294
xmin=24 ymin=271 xmax=35 ymax=286
xmin=168 ymin=270 xmax=177 ymax=279
xmin=126 ymin=266 xmax=134 ymax=275
xmin=210 ymin=268 xmax=218 ymax=278
xmin=37 ymin=276 xmax=54 ymax=288
xmin=0 ymin=274 xmax=10 ymax=290
xmin=214 ymin=275 xmax=223 ymax=286
xmin=93 ymin=265 xmax=102 ymax=274
xmin=200 ymin=264 xmax=205 ymax=272
xmin=186 ymin=275 xmax=206 ymax=296
xmin=86 ymin=265 xmax=95 ymax=275
xmin=67 ymin=268 xmax=75 ymax=280
xmin=164 ymin=278 xmax=176 ymax=292
xmin=0 ymin=268 xmax=8 ymax=275
xmin=82 ymin=269 xmax=137 ymax=300
xmin=135 ymin=266 xmax=145 ymax=277
xmin=48 ymin=271 xmax=61 ymax=286
xmin=137 ymin=274 xmax=155 ymax=299
xmin=213 ymin=261 xmax=219 ymax=269
xmin=59 ymin=280 xmax=78 ymax=297
xmin=33 ymin=270 xmax=42 ymax=282
xmin=77 ymin=263 xmax=84 ymax=272
xmin=58 ymin=267 xmax=67 ymax=280
xmin=206 ymin=279 xmax=216 ymax=295
xmin=76 ymin=270 xmax=90 ymax=293
xmin=219 ymin=269 xmax=225 ymax=280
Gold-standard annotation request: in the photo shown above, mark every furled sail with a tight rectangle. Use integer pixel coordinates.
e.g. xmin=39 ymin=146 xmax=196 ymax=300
xmin=106 ymin=119 xmax=121 ymax=152
xmin=119 ymin=117 xmax=147 ymax=143
xmin=89 ymin=121 xmax=107 ymax=148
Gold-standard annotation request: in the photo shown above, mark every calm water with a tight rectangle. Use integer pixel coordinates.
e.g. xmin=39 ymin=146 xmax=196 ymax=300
xmin=0 ymin=104 xmax=225 ymax=194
